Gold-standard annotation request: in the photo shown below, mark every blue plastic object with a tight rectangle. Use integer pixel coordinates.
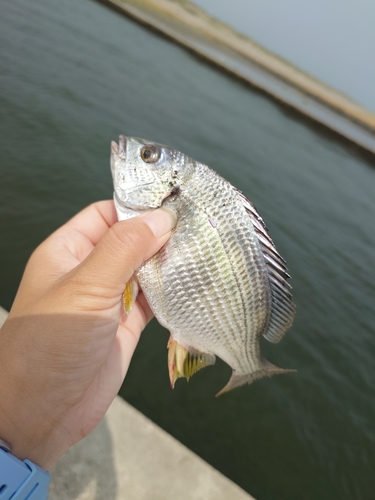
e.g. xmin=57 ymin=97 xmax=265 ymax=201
xmin=0 ymin=448 xmax=50 ymax=499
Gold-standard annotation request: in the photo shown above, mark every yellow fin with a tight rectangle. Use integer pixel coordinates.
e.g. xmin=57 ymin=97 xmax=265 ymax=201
xmin=123 ymin=275 xmax=139 ymax=314
xmin=167 ymin=337 xmax=215 ymax=388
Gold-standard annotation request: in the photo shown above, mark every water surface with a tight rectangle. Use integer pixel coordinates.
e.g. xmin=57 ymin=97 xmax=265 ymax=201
xmin=1 ymin=1 xmax=375 ymax=499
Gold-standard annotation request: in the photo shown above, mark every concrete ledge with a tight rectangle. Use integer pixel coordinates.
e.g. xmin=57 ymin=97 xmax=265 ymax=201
xmin=1 ymin=307 xmax=254 ymax=499
xmin=0 ymin=306 xmax=8 ymax=328
xmin=50 ymin=396 xmax=253 ymax=499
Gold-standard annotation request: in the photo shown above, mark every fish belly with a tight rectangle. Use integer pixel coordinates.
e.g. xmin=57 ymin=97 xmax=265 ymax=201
xmin=137 ymin=165 xmax=271 ymax=375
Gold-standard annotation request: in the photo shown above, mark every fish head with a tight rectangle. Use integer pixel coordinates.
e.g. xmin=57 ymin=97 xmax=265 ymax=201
xmin=111 ymin=136 xmax=194 ymax=211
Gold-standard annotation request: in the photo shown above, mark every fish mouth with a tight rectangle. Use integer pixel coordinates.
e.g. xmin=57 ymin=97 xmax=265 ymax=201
xmin=111 ymin=135 xmax=127 ymax=159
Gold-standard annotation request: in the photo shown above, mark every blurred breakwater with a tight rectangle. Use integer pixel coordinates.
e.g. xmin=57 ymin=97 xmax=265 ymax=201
xmin=96 ymin=0 xmax=375 ymax=154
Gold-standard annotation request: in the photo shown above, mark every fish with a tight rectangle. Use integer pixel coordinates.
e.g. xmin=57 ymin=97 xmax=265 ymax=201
xmin=111 ymin=135 xmax=296 ymax=395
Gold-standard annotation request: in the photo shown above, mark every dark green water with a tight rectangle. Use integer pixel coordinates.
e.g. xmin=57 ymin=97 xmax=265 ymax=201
xmin=1 ymin=0 xmax=375 ymax=498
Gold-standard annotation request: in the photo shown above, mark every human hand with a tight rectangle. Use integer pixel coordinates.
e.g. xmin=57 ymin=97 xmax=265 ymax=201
xmin=0 ymin=200 xmax=176 ymax=470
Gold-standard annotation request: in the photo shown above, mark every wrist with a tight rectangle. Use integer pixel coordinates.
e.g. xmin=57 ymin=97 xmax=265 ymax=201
xmin=0 ymin=396 xmax=60 ymax=470
xmin=0 ymin=320 xmax=69 ymax=470
xmin=0 ymin=445 xmax=51 ymax=499
xmin=0 ymin=409 xmax=63 ymax=471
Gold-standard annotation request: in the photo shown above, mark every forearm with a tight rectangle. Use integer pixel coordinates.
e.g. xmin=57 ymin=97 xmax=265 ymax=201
xmin=0 ymin=316 xmax=68 ymax=470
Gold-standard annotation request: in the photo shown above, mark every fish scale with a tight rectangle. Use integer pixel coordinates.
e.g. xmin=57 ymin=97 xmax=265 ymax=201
xmin=111 ymin=136 xmax=296 ymax=395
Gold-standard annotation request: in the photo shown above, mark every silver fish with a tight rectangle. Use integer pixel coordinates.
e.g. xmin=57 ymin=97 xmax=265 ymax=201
xmin=111 ymin=136 xmax=296 ymax=395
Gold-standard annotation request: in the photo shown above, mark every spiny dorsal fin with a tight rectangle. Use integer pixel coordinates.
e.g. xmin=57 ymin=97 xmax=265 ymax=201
xmin=236 ymin=190 xmax=296 ymax=343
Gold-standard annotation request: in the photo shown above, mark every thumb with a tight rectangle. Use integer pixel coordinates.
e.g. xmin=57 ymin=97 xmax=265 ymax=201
xmin=71 ymin=207 xmax=177 ymax=297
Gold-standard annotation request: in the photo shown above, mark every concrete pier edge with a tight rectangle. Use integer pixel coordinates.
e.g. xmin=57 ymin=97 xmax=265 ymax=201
xmin=95 ymin=0 xmax=375 ymax=155
xmin=0 ymin=307 xmax=254 ymax=499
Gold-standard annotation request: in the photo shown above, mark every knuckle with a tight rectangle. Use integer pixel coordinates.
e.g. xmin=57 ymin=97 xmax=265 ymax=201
xmin=109 ymin=218 xmax=151 ymax=254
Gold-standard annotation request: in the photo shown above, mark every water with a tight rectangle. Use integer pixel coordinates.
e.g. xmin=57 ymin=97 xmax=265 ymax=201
xmin=1 ymin=0 xmax=375 ymax=498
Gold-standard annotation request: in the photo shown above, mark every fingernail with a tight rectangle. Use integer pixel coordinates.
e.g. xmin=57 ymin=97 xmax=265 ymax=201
xmin=141 ymin=208 xmax=177 ymax=238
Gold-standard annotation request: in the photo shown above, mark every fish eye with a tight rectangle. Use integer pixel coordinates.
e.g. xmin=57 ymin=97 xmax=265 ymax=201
xmin=140 ymin=145 xmax=161 ymax=164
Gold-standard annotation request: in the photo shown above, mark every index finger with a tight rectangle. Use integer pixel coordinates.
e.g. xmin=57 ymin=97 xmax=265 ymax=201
xmin=56 ymin=200 xmax=118 ymax=246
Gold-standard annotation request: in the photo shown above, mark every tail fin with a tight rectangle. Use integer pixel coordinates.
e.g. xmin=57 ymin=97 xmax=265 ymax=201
xmin=216 ymin=358 xmax=296 ymax=397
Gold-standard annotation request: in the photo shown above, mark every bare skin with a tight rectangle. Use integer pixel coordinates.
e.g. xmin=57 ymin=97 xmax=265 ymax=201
xmin=0 ymin=200 xmax=176 ymax=470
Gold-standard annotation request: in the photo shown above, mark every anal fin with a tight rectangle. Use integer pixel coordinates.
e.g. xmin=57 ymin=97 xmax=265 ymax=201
xmin=216 ymin=358 xmax=296 ymax=397
xmin=123 ymin=275 xmax=139 ymax=314
xmin=167 ymin=337 xmax=216 ymax=388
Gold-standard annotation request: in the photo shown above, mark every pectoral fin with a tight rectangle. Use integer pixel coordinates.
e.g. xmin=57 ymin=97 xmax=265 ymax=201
xmin=123 ymin=275 xmax=139 ymax=314
xmin=216 ymin=358 xmax=296 ymax=397
xmin=167 ymin=337 xmax=216 ymax=388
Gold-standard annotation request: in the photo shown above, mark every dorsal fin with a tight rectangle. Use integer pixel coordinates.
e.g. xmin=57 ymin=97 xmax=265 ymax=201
xmin=236 ymin=190 xmax=296 ymax=343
